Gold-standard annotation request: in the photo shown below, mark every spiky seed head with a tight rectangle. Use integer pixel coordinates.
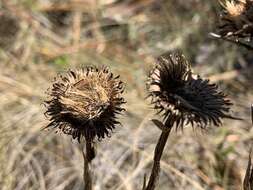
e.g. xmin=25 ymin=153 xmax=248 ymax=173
xmin=44 ymin=66 xmax=125 ymax=142
xmin=218 ymin=0 xmax=253 ymax=37
xmin=147 ymin=51 xmax=234 ymax=129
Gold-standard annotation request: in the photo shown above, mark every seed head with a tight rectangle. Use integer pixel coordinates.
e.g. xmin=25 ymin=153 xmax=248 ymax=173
xmin=147 ymin=52 xmax=234 ymax=129
xmin=218 ymin=0 xmax=253 ymax=37
xmin=44 ymin=66 xmax=125 ymax=142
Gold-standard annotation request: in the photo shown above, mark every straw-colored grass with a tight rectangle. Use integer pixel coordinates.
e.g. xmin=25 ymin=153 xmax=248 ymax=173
xmin=0 ymin=0 xmax=253 ymax=189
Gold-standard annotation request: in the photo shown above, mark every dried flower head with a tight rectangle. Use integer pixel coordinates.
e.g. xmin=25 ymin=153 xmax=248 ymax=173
xmin=44 ymin=66 xmax=125 ymax=142
xmin=218 ymin=0 xmax=253 ymax=37
xmin=147 ymin=52 xmax=235 ymax=129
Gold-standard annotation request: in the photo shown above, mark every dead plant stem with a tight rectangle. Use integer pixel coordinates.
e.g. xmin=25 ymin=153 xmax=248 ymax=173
xmin=145 ymin=127 xmax=172 ymax=190
xmin=83 ymin=140 xmax=93 ymax=190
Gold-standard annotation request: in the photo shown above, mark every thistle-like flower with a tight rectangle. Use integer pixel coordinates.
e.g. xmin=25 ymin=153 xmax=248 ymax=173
xmin=147 ymin=52 xmax=234 ymax=129
xmin=44 ymin=66 xmax=125 ymax=142
xmin=218 ymin=0 xmax=253 ymax=37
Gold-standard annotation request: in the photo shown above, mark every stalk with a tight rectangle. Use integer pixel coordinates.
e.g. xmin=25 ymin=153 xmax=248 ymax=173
xmin=145 ymin=127 xmax=172 ymax=190
xmin=82 ymin=140 xmax=94 ymax=190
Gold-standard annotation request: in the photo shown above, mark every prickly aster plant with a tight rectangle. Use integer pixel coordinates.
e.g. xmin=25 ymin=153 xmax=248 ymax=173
xmin=144 ymin=51 xmax=238 ymax=190
xmin=44 ymin=66 xmax=125 ymax=190
xmin=211 ymin=0 xmax=253 ymax=50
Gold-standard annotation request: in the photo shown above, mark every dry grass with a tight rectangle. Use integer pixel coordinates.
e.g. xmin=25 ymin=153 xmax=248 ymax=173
xmin=0 ymin=0 xmax=253 ymax=189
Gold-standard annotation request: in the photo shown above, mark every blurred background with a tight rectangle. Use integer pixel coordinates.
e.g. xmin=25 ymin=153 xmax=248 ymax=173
xmin=0 ymin=0 xmax=252 ymax=189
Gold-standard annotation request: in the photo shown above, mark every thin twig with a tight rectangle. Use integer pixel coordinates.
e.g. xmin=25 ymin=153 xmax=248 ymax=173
xmin=209 ymin=33 xmax=253 ymax=50
xmin=251 ymin=104 xmax=253 ymax=126
xmin=145 ymin=123 xmax=172 ymax=190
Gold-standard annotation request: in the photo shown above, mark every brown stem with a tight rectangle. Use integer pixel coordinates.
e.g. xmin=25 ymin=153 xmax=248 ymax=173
xmin=82 ymin=140 xmax=93 ymax=190
xmin=145 ymin=128 xmax=172 ymax=190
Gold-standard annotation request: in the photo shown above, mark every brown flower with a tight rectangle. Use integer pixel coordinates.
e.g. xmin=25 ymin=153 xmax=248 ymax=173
xmin=218 ymin=0 xmax=253 ymax=37
xmin=147 ymin=51 xmax=235 ymax=129
xmin=44 ymin=66 xmax=125 ymax=142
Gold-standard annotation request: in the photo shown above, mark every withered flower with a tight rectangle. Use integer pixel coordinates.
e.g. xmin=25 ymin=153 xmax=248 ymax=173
xmin=147 ymin=52 xmax=234 ymax=129
xmin=44 ymin=66 xmax=125 ymax=142
xmin=218 ymin=0 xmax=253 ymax=37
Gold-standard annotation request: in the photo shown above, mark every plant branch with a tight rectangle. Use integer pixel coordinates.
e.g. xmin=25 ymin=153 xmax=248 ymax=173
xmin=209 ymin=33 xmax=253 ymax=50
xmin=145 ymin=123 xmax=172 ymax=190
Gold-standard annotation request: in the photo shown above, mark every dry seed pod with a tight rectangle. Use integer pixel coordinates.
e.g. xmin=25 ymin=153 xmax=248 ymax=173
xmin=218 ymin=0 xmax=253 ymax=37
xmin=44 ymin=66 xmax=125 ymax=142
xmin=147 ymin=51 xmax=235 ymax=129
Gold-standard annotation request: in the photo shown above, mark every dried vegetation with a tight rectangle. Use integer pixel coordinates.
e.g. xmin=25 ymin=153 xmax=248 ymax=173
xmin=0 ymin=0 xmax=253 ymax=190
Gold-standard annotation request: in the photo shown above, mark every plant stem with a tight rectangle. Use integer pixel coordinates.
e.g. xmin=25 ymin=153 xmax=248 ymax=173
xmin=82 ymin=140 xmax=93 ymax=190
xmin=145 ymin=128 xmax=172 ymax=190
